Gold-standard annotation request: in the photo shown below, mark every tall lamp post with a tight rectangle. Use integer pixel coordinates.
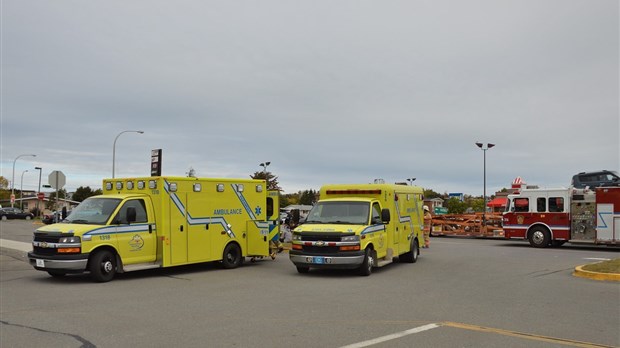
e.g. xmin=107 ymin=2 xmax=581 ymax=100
xmin=406 ymin=178 xmax=416 ymax=185
xmin=475 ymin=142 xmax=495 ymax=225
xmin=19 ymin=170 xmax=28 ymax=210
xmin=112 ymin=130 xmax=144 ymax=178
xmin=35 ymin=167 xmax=43 ymax=218
xmin=259 ymin=162 xmax=271 ymax=187
xmin=11 ymin=154 xmax=36 ymax=207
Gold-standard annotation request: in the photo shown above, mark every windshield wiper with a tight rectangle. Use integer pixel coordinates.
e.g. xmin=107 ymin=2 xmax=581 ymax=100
xmin=68 ymin=219 xmax=90 ymax=224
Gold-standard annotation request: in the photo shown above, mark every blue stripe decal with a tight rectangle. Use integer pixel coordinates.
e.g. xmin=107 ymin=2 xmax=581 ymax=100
xmin=163 ymin=180 xmax=236 ymax=238
xmin=161 ymin=180 xmax=270 ymax=239
xmin=84 ymin=224 xmax=153 ymax=237
xmin=361 ymin=225 xmax=385 ymax=235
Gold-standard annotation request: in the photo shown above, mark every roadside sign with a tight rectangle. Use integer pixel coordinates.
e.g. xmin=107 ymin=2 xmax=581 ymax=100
xmin=434 ymin=207 xmax=448 ymax=215
xmin=10 ymin=194 xmax=15 ymax=204
xmin=151 ymin=149 xmax=162 ymax=176
xmin=48 ymin=170 xmax=66 ymax=189
xmin=37 ymin=192 xmax=45 ymax=200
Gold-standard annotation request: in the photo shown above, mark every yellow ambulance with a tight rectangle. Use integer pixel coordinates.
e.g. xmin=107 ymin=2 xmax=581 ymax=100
xmin=289 ymin=182 xmax=425 ymax=275
xmin=28 ymin=176 xmax=279 ymax=282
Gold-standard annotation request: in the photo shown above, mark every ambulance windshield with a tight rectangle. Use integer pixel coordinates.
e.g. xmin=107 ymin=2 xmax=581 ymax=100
xmin=305 ymin=201 xmax=369 ymax=225
xmin=65 ymin=197 xmax=121 ymax=225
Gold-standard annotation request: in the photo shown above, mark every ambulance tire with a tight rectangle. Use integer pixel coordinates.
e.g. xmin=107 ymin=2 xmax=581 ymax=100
xmin=400 ymin=239 xmax=418 ymax=263
xmin=221 ymin=243 xmax=243 ymax=269
xmin=89 ymin=249 xmax=117 ymax=282
xmin=359 ymin=248 xmax=374 ymax=276
xmin=528 ymin=226 xmax=550 ymax=248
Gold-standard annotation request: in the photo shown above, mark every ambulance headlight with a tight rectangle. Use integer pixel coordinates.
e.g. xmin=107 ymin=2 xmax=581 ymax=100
xmin=341 ymin=235 xmax=359 ymax=242
xmin=59 ymin=236 xmax=81 ymax=244
xmin=292 ymin=233 xmax=302 ymax=241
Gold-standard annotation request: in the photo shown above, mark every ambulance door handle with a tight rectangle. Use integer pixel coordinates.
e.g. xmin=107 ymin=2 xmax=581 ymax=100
xmin=179 ymin=225 xmax=184 ymax=232
xmin=149 ymin=225 xmax=153 ymax=234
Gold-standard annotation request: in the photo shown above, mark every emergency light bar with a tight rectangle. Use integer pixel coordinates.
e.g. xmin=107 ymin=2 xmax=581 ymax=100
xmin=326 ymin=189 xmax=382 ymax=195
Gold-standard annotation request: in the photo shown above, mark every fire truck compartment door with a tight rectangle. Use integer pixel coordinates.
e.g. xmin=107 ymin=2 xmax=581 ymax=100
xmin=596 ymin=204 xmax=616 ymax=242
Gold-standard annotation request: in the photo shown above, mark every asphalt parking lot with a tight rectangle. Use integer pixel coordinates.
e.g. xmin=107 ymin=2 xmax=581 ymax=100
xmin=1 ymin=220 xmax=619 ymax=348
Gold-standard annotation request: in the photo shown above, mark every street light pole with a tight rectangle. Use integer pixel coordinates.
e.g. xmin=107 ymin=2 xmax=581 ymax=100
xmin=20 ymin=170 xmax=28 ymax=210
xmin=35 ymin=167 xmax=43 ymax=218
xmin=407 ymin=178 xmax=416 ymax=185
xmin=11 ymin=154 xmax=36 ymax=207
xmin=259 ymin=162 xmax=271 ymax=187
xmin=112 ymin=130 xmax=144 ymax=178
xmin=475 ymin=142 xmax=495 ymax=225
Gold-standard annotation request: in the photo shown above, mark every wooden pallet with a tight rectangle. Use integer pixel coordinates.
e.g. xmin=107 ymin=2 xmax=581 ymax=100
xmin=430 ymin=212 xmax=504 ymax=238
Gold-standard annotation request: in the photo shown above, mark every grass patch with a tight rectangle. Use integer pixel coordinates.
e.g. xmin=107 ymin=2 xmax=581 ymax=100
xmin=582 ymin=258 xmax=620 ymax=274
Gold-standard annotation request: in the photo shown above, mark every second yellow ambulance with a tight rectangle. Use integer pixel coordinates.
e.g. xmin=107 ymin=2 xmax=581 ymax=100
xmin=289 ymin=182 xmax=425 ymax=275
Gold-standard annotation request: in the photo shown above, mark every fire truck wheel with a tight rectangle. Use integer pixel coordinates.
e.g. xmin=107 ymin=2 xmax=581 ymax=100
xmin=221 ymin=243 xmax=243 ymax=269
xmin=528 ymin=227 xmax=550 ymax=248
xmin=89 ymin=250 xmax=117 ymax=282
xmin=359 ymin=248 xmax=375 ymax=276
xmin=296 ymin=266 xmax=310 ymax=274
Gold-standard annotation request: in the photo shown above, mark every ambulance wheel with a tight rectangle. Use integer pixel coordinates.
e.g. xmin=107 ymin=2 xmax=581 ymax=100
xmin=359 ymin=248 xmax=374 ymax=276
xmin=89 ymin=249 xmax=117 ymax=282
xmin=296 ymin=266 xmax=310 ymax=274
xmin=400 ymin=239 xmax=418 ymax=263
xmin=528 ymin=227 xmax=550 ymax=248
xmin=222 ymin=243 xmax=243 ymax=269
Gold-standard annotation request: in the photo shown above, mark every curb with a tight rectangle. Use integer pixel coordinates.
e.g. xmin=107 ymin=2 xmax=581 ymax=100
xmin=573 ymin=264 xmax=620 ymax=282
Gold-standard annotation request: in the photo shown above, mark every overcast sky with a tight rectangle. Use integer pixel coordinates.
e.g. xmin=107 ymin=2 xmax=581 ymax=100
xmin=1 ymin=0 xmax=618 ymax=197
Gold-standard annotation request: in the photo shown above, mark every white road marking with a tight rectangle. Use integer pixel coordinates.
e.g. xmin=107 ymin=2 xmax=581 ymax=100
xmin=339 ymin=323 xmax=440 ymax=348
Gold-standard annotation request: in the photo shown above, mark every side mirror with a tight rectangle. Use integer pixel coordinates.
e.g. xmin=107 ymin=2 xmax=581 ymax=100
xmin=127 ymin=207 xmax=137 ymax=224
xmin=381 ymin=208 xmax=391 ymax=224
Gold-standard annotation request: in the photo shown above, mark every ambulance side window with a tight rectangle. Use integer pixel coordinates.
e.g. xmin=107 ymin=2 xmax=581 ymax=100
xmin=536 ymin=198 xmax=546 ymax=212
xmin=371 ymin=203 xmax=382 ymax=224
xmin=267 ymin=198 xmax=274 ymax=218
xmin=117 ymin=199 xmax=148 ymax=224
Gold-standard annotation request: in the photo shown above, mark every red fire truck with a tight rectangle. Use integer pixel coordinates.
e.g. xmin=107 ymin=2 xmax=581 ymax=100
xmin=503 ymin=186 xmax=619 ymax=248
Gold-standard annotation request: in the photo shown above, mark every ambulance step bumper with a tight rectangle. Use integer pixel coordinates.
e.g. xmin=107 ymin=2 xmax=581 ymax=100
xmin=289 ymin=253 xmax=365 ymax=269
xmin=122 ymin=263 xmax=162 ymax=272
xmin=27 ymin=252 xmax=88 ymax=272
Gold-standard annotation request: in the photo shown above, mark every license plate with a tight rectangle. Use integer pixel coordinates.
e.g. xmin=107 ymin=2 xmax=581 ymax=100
xmin=36 ymin=259 xmax=45 ymax=268
xmin=313 ymin=256 xmax=324 ymax=264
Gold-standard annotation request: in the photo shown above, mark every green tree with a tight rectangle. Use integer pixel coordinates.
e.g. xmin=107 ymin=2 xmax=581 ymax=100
xmin=469 ymin=197 xmax=486 ymax=213
xmin=72 ymin=186 xmax=102 ymax=202
xmin=0 ymin=176 xmax=8 ymax=190
xmin=423 ymin=188 xmax=442 ymax=199
xmin=444 ymin=197 xmax=468 ymax=214
xmin=299 ymin=190 xmax=317 ymax=205
xmin=46 ymin=189 xmax=67 ymax=210
xmin=250 ymin=171 xmax=282 ymax=191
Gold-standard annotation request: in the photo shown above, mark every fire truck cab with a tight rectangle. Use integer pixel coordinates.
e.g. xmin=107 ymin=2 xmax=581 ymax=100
xmin=503 ymin=186 xmax=619 ymax=248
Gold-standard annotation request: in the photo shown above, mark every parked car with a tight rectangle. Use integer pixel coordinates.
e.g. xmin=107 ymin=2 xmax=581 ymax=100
xmin=0 ymin=207 xmax=35 ymax=220
xmin=571 ymin=170 xmax=620 ymax=189
xmin=42 ymin=210 xmax=71 ymax=224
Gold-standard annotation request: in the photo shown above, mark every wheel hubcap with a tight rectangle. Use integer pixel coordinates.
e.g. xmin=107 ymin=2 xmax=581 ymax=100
xmin=532 ymin=231 xmax=544 ymax=244
xmin=103 ymin=260 xmax=113 ymax=273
